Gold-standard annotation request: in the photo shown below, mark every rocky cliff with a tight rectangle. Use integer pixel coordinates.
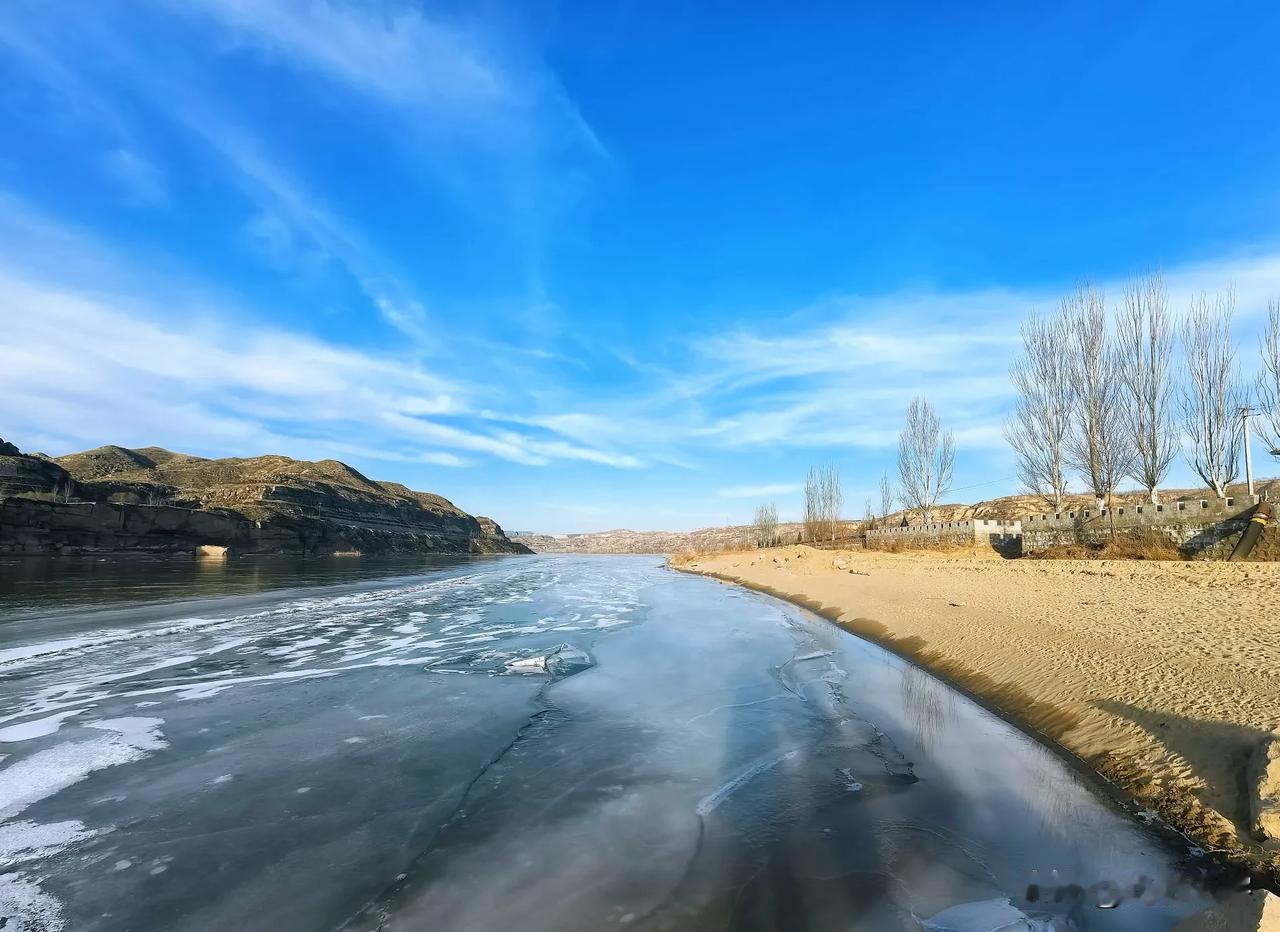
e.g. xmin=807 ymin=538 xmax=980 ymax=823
xmin=0 ymin=438 xmax=530 ymax=557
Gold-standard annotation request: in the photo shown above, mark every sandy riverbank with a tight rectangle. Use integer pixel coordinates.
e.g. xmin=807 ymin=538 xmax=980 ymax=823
xmin=672 ymin=545 xmax=1280 ymax=881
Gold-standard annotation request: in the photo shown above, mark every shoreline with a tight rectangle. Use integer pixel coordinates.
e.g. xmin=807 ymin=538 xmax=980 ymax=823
xmin=671 ymin=545 xmax=1280 ymax=890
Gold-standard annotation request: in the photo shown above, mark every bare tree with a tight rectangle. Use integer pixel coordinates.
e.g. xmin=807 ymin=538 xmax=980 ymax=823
xmin=1180 ymin=289 xmax=1242 ymax=498
xmin=803 ymin=464 xmax=843 ymax=542
xmin=1062 ymin=284 xmax=1131 ymax=511
xmin=1117 ymin=272 xmax=1178 ymax=503
xmin=1258 ymin=298 xmax=1280 ymax=460
xmin=897 ymin=397 xmax=955 ymax=524
xmin=803 ymin=468 xmax=821 ymax=542
xmin=878 ymin=472 xmax=896 ymax=525
xmin=752 ymin=502 xmax=778 ymax=548
xmin=1005 ymin=309 xmax=1072 ymax=508
xmin=822 ymin=465 xmax=843 ymax=541
xmin=863 ymin=498 xmax=875 ymax=530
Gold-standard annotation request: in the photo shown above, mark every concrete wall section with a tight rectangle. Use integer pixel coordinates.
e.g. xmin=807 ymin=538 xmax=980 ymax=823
xmin=1020 ymin=495 xmax=1270 ymax=560
xmin=866 ymin=518 xmax=1024 ymax=555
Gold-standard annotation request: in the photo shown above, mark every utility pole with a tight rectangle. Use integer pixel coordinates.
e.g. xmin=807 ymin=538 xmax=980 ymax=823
xmin=1240 ymin=406 xmax=1256 ymax=498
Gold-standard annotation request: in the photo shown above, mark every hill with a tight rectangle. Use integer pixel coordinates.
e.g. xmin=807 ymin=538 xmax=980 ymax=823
xmin=0 ymin=438 xmax=529 ymax=557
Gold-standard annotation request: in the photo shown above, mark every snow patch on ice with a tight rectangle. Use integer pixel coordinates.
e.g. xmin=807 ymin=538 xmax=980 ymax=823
xmin=0 ymin=820 xmax=95 ymax=869
xmin=0 ymin=717 xmax=166 ymax=820
xmin=0 ymin=871 xmax=65 ymax=931
xmin=0 ymin=710 xmax=87 ymax=743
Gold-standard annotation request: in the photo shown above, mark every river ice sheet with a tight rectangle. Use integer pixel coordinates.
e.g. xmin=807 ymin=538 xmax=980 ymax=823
xmin=0 ymin=555 xmax=1215 ymax=930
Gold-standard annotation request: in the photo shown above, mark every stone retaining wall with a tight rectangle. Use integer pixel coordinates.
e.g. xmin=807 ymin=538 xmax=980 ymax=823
xmin=1019 ymin=495 xmax=1277 ymax=560
xmin=865 ymin=497 xmax=1279 ymax=561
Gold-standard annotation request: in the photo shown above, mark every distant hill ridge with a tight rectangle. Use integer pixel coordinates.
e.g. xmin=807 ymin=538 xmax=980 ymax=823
xmin=514 ymin=480 xmax=1276 ymax=554
xmin=0 ymin=438 xmax=528 ymax=557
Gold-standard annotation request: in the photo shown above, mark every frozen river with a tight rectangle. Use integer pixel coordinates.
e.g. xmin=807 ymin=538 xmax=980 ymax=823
xmin=0 ymin=555 xmax=1216 ymax=930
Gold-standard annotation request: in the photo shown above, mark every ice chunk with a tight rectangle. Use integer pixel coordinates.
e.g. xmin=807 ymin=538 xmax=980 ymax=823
xmin=545 ymin=645 xmax=593 ymax=678
xmin=923 ymin=898 xmax=1059 ymax=931
xmin=504 ymin=645 xmax=594 ymax=679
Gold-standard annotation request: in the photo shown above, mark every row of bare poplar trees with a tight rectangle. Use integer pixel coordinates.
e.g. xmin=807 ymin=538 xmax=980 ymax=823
xmin=1008 ymin=275 xmax=1280 ymax=509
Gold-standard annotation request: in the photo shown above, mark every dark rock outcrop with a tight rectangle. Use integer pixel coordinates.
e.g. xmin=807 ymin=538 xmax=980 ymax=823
xmin=0 ymin=439 xmax=75 ymax=502
xmin=0 ymin=441 xmax=530 ymax=557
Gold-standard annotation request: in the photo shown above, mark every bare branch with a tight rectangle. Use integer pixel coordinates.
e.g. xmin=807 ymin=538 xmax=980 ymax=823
xmin=1258 ymin=298 xmax=1280 ymax=459
xmin=752 ymin=502 xmax=778 ymax=547
xmin=1062 ymin=283 xmax=1131 ymax=509
xmin=1004 ymin=308 xmax=1072 ymax=508
xmin=878 ymin=472 xmax=895 ymax=525
xmin=1180 ymin=288 xmax=1242 ymax=497
xmin=896 ymin=396 xmax=954 ymax=524
xmin=1116 ymin=272 xmax=1177 ymax=503
xmin=803 ymin=464 xmax=842 ymax=542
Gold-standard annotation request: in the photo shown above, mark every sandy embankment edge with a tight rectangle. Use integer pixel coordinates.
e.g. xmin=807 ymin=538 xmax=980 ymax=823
xmin=669 ymin=545 xmax=1280 ymax=887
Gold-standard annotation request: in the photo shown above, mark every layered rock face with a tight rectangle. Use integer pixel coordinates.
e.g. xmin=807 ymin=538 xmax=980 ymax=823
xmin=0 ymin=439 xmax=529 ymax=557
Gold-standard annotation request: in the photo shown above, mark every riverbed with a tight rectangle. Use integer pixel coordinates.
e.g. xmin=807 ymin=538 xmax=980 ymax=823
xmin=0 ymin=555 xmax=1215 ymax=930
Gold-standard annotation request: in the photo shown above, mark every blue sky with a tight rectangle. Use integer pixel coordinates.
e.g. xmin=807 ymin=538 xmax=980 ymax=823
xmin=2 ymin=1 xmax=1280 ymax=533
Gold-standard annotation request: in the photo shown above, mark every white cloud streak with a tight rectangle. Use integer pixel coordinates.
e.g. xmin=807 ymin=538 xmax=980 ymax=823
xmin=178 ymin=0 xmax=510 ymax=113
xmin=0 ymin=253 xmax=637 ymax=471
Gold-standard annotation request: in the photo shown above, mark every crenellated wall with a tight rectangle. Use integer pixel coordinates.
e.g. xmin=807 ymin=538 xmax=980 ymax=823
xmin=865 ymin=496 xmax=1278 ymax=561
xmin=866 ymin=518 xmax=1024 ymax=556
xmin=1018 ymin=495 xmax=1272 ymax=559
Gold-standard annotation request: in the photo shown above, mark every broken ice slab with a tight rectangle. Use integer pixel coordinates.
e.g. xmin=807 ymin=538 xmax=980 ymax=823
xmin=923 ymin=897 xmax=1062 ymax=931
xmin=503 ymin=644 xmax=594 ymax=679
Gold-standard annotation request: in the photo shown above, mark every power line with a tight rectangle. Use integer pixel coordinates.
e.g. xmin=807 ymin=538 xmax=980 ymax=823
xmin=946 ymin=475 xmax=1017 ymax=495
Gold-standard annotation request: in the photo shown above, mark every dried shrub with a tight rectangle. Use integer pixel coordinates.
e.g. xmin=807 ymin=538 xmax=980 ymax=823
xmin=1028 ymin=529 xmax=1184 ymax=561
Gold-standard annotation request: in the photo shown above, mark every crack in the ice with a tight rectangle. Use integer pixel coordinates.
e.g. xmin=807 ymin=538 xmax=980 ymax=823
xmin=333 ymin=681 xmax=565 ymax=932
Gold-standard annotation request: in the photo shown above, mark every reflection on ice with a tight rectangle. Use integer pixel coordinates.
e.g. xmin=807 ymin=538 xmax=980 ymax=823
xmin=901 ymin=662 xmax=956 ymax=753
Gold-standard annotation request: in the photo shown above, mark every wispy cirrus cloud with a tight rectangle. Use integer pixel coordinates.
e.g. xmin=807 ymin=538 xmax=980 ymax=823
xmin=0 ymin=201 xmax=639 ymax=473
xmin=669 ymin=251 xmax=1280 ymax=459
xmin=102 ymin=148 xmax=168 ymax=206
xmin=178 ymin=116 xmax=438 ymax=342
xmin=174 ymin=0 xmax=511 ymax=114
xmin=1 ymin=0 xmax=607 ymax=351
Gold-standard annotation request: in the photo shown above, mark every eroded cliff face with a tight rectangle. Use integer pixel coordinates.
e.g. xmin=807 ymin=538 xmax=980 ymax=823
xmin=0 ymin=439 xmax=530 ymax=557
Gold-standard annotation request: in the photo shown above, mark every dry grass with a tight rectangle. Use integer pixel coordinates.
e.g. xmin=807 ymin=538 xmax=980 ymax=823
xmin=1027 ymin=529 xmax=1186 ymax=561
xmin=668 ymin=541 xmax=755 ymax=565
xmin=869 ymin=537 xmax=974 ymax=555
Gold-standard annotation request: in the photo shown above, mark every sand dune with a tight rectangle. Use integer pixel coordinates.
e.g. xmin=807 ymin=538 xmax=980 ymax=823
xmin=673 ymin=545 xmax=1280 ymax=882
